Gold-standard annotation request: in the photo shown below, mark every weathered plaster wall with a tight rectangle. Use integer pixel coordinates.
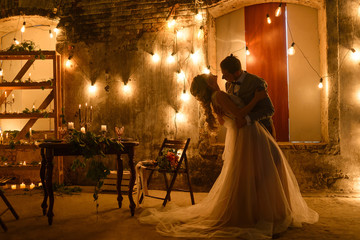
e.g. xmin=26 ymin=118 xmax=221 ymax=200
xmin=0 ymin=0 xmax=359 ymax=192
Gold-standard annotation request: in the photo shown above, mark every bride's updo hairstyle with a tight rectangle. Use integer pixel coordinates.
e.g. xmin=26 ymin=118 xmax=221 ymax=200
xmin=190 ymin=74 xmax=217 ymax=131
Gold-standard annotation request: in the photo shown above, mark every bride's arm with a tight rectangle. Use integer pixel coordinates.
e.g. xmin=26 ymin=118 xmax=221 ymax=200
xmin=214 ymin=90 xmax=267 ymax=119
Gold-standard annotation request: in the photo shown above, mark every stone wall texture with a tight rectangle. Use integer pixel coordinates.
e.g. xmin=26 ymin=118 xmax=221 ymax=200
xmin=1 ymin=0 xmax=360 ymax=193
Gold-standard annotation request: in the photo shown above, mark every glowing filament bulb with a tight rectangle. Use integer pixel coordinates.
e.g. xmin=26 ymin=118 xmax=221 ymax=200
xmin=54 ymin=27 xmax=59 ymax=34
xmin=152 ymin=53 xmax=160 ymax=63
xmin=197 ymin=26 xmax=204 ymax=39
xmin=176 ymin=29 xmax=184 ymax=39
xmin=202 ymin=66 xmax=210 ymax=74
xmin=175 ymin=112 xmax=186 ymax=122
xmin=267 ymin=14 xmax=271 ymax=24
xmin=89 ymin=84 xmax=96 ymax=93
xmin=190 ymin=51 xmax=200 ymax=63
xmin=181 ymin=90 xmax=190 ymax=102
xmin=66 ymin=57 xmax=72 ymax=68
xmin=318 ymin=78 xmax=323 ymax=89
xmin=275 ymin=4 xmax=282 ymax=17
xmin=195 ymin=11 xmax=203 ymax=21
xmin=167 ymin=19 xmax=176 ymax=28
xmin=351 ymin=48 xmax=360 ymax=61
xmin=21 ymin=21 xmax=26 ymax=33
xmin=14 ymin=38 xmax=19 ymax=45
xmin=246 ymin=46 xmax=250 ymax=56
xmin=167 ymin=54 xmax=175 ymax=64
xmin=49 ymin=30 xmax=53 ymax=38
xmin=123 ymin=84 xmax=131 ymax=94
xmin=288 ymin=42 xmax=295 ymax=55
xmin=0 ymin=68 xmax=3 ymax=76
xmin=177 ymin=70 xmax=186 ymax=82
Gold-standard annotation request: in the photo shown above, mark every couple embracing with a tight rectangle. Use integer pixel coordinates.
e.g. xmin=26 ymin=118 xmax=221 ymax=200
xmin=139 ymin=55 xmax=318 ymax=239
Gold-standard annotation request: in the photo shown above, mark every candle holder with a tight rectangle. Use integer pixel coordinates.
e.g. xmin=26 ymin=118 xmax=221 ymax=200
xmin=3 ymin=94 xmax=15 ymax=113
xmin=79 ymin=104 xmax=93 ymax=131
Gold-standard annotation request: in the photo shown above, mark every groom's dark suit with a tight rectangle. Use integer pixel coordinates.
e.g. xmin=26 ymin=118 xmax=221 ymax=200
xmin=225 ymin=71 xmax=275 ymax=135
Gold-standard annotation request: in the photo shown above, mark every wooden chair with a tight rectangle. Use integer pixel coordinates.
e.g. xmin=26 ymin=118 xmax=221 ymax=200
xmin=0 ymin=177 xmax=19 ymax=232
xmin=137 ymin=138 xmax=194 ymax=206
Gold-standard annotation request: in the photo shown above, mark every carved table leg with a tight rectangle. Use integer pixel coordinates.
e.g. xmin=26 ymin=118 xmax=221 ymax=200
xmin=45 ymin=148 xmax=55 ymax=225
xmin=128 ymin=148 xmax=136 ymax=216
xmin=116 ymin=154 xmax=123 ymax=208
xmin=40 ymin=148 xmax=48 ymax=216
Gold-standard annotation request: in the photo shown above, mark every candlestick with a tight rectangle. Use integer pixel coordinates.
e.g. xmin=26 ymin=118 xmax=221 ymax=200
xmin=101 ymin=125 xmax=107 ymax=132
xmin=81 ymin=127 xmax=86 ymax=133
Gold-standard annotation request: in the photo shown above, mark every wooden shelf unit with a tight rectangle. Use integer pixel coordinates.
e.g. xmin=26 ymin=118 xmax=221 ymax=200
xmin=0 ymin=51 xmax=62 ymax=140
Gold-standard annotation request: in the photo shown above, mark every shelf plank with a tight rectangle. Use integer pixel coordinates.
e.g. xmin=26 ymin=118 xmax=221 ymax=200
xmin=0 ymin=51 xmax=58 ymax=60
xmin=0 ymin=82 xmax=53 ymax=89
xmin=0 ymin=113 xmax=54 ymax=119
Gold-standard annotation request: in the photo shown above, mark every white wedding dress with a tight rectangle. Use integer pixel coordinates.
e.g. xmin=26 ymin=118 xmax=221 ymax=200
xmin=138 ymin=93 xmax=319 ymax=239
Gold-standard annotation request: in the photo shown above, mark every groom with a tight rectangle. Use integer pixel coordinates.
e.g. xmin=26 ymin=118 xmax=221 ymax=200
xmin=220 ymin=54 xmax=275 ymax=136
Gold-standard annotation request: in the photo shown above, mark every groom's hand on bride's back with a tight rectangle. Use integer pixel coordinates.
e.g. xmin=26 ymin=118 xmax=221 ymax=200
xmin=236 ymin=117 xmax=247 ymax=128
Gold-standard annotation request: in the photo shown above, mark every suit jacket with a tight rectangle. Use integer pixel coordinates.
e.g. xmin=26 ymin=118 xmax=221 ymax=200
xmin=225 ymin=72 xmax=275 ymax=134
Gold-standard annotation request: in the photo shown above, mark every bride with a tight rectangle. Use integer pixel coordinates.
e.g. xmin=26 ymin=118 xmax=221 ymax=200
xmin=138 ymin=74 xmax=319 ymax=239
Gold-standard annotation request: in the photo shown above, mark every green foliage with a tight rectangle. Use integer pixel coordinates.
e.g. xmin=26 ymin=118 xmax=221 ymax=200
xmin=6 ymin=40 xmax=45 ymax=59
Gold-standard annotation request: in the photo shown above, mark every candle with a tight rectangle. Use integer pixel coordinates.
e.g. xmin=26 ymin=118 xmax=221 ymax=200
xmin=11 ymin=184 xmax=16 ymax=190
xmin=44 ymin=133 xmax=47 ymax=139
xmin=101 ymin=125 xmax=107 ymax=132
xmin=4 ymin=91 xmax=7 ymax=98
xmin=12 ymin=94 xmax=14 ymax=102
xmin=79 ymin=104 xmax=82 ymax=123
xmin=5 ymin=132 xmax=8 ymax=139
xmin=30 ymin=183 xmax=35 ymax=189
xmin=85 ymin=103 xmax=88 ymax=123
xmin=20 ymin=183 xmax=26 ymax=189
xmin=38 ymin=182 xmax=42 ymax=187
xmin=68 ymin=122 xmax=74 ymax=130
xmin=32 ymin=104 xmax=35 ymax=110
xmin=29 ymin=128 xmax=32 ymax=137
xmin=81 ymin=127 xmax=85 ymax=133
xmin=23 ymin=161 xmax=26 ymax=166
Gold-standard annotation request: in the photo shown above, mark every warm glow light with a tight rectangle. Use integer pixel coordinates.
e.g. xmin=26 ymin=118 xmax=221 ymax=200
xmin=202 ymin=67 xmax=210 ymax=74
xmin=89 ymin=84 xmax=97 ymax=93
xmin=175 ymin=112 xmax=186 ymax=122
xmin=246 ymin=46 xmax=250 ymax=56
xmin=318 ymin=82 xmax=323 ymax=89
xmin=21 ymin=22 xmax=26 ymax=33
xmin=11 ymin=184 xmax=16 ymax=190
xmin=167 ymin=54 xmax=175 ymax=64
xmin=54 ymin=27 xmax=60 ymax=34
xmin=30 ymin=183 xmax=35 ymax=189
xmin=152 ymin=53 xmax=160 ymax=63
xmin=14 ymin=38 xmax=19 ymax=45
xmin=275 ymin=4 xmax=282 ymax=17
xmin=181 ymin=90 xmax=190 ymax=102
xmin=66 ymin=59 xmax=72 ymax=68
xmin=195 ymin=11 xmax=203 ymax=21
xmin=123 ymin=84 xmax=131 ymax=94
xmin=20 ymin=183 xmax=26 ymax=189
xmin=358 ymin=5 xmax=360 ymax=16
xmin=167 ymin=19 xmax=176 ymax=28
xmin=49 ymin=30 xmax=53 ymax=38
xmin=197 ymin=26 xmax=204 ymax=39
xmin=288 ymin=42 xmax=296 ymax=55
xmin=354 ymin=177 xmax=360 ymax=192
xmin=267 ymin=14 xmax=271 ymax=24
xmin=351 ymin=48 xmax=360 ymax=61
xmin=177 ymin=70 xmax=186 ymax=82
xmin=190 ymin=50 xmax=200 ymax=63
xmin=176 ymin=28 xmax=184 ymax=39
xmin=0 ymin=68 xmax=3 ymax=76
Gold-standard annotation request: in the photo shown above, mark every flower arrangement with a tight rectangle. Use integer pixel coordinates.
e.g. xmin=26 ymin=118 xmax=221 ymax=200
xmin=156 ymin=148 xmax=180 ymax=171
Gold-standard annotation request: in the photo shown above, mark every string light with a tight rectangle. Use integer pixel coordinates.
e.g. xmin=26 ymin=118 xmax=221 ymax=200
xmin=49 ymin=29 xmax=53 ymax=38
xmin=197 ymin=26 xmax=204 ymax=39
xmin=195 ymin=10 xmax=203 ymax=22
xmin=351 ymin=48 xmax=360 ymax=61
xmin=318 ymin=78 xmax=323 ymax=89
xmin=176 ymin=28 xmax=184 ymax=39
xmin=13 ymin=38 xmax=19 ymax=45
xmin=275 ymin=3 xmax=282 ymax=17
xmin=167 ymin=53 xmax=175 ymax=64
xmin=246 ymin=46 xmax=250 ymax=55
xmin=267 ymin=14 xmax=271 ymax=24
xmin=175 ymin=111 xmax=186 ymax=122
xmin=66 ymin=56 xmax=73 ymax=68
xmin=202 ymin=66 xmax=210 ymax=74
xmin=177 ymin=70 xmax=186 ymax=82
xmin=54 ymin=27 xmax=59 ymax=35
xmin=151 ymin=53 xmax=160 ymax=63
xmin=181 ymin=90 xmax=190 ymax=102
xmin=288 ymin=42 xmax=296 ymax=55
xmin=0 ymin=68 xmax=3 ymax=76
xmin=21 ymin=21 xmax=26 ymax=33
xmin=190 ymin=50 xmax=200 ymax=63
xmin=89 ymin=84 xmax=97 ymax=93
xmin=123 ymin=83 xmax=131 ymax=94
xmin=167 ymin=18 xmax=176 ymax=28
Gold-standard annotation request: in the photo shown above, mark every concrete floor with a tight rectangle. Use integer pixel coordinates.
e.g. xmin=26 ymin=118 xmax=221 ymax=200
xmin=0 ymin=187 xmax=360 ymax=240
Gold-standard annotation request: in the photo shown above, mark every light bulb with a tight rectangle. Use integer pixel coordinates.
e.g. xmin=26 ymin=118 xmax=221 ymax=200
xmin=167 ymin=54 xmax=175 ymax=64
xmin=167 ymin=19 xmax=176 ymax=28
xmin=14 ymin=38 xmax=19 ymax=45
xmin=351 ymin=48 xmax=360 ymax=61
xmin=123 ymin=84 xmax=131 ymax=94
xmin=288 ymin=42 xmax=295 ymax=55
xmin=246 ymin=46 xmax=250 ymax=56
xmin=89 ymin=85 xmax=96 ymax=93
xmin=202 ymin=66 xmax=210 ymax=74
xmin=181 ymin=90 xmax=190 ymax=102
xmin=152 ymin=53 xmax=160 ymax=63
xmin=0 ymin=68 xmax=3 ymax=76
xmin=66 ymin=57 xmax=72 ymax=68
xmin=275 ymin=4 xmax=282 ymax=17
xmin=54 ymin=27 xmax=59 ymax=34
xmin=190 ymin=50 xmax=200 ymax=63
xmin=195 ymin=11 xmax=203 ymax=21
xmin=197 ymin=26 xmax=204 ymax=39
xmin=176 ymin=29 xmax=184 ymax=39
xmin=175 ymin=112 xmax=186 ymax=122
xmin=267 ymin=14 xmax=271 ymax=24
xmin=21 ymin=22 xmax=26 ymax=33
xmin=49 ymin=30 xmax=53 ymax=38
xmin=177 ymin=70 xmax=186 ymax=82
xmin=318 ymin=78 xmax=323 ymax=89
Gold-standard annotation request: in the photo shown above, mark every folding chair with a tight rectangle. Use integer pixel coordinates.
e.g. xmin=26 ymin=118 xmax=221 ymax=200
xmin=137 ymin=138 xmax=194 ymax=206
xmin=0 ymin=177 xmax=19 ymax=232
